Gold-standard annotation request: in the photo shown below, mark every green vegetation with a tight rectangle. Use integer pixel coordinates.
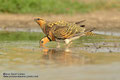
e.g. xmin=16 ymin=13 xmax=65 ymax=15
xmin=0 ymin=31 xmax=120 ymax=42
xmin=77 ymin=34 xmax=120 ymax=43
xmin=0 ymin=31 xmax=45 ymax=41
xmin=0 ymin=0 xmax=120 ymax=14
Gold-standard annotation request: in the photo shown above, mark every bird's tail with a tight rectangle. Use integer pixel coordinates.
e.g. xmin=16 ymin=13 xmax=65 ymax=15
xmin=75 ymin=20 xmax=86 ymax=24
xmin=85 ymin=28 xmax=96 ymax=36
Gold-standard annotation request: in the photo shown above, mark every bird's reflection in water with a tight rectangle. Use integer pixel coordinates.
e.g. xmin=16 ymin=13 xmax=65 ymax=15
xmin=41 ymin=47 xmax=92 ymax=66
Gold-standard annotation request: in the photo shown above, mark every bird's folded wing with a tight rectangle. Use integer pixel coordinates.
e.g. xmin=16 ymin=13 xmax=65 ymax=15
xmin=51 ymin=24 xmax=79 ymax=39
xmin=47 ymin=21 xmax=68 ymax=28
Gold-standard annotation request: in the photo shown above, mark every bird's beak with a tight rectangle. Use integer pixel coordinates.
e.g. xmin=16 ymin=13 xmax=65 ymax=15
xmin=40 ymin=42 xmax=44 ymax=47
xmin=43 ymin=48 xmax=49 ymax=53
xmin=34 ymin=18 xmax=38 ymax=21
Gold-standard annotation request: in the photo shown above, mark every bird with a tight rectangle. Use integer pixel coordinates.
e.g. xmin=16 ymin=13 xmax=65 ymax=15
xmin=34 ymin=18 xmax=94 ymax=47
xmin=34 ymin=17 xmax=86 ymax=35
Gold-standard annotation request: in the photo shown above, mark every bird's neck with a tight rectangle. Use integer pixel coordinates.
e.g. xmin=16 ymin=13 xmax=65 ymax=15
xmin=39 ymin=23 xmax=45 ymax=28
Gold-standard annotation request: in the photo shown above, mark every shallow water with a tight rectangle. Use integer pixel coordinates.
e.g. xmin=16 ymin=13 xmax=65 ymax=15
xmin=0 ymin=41 xmax=120 ymax=80
xmin=1 ymin=27 xmax=120 ymax=37
xmin=94 ymin=31 xmax=120 ymax=37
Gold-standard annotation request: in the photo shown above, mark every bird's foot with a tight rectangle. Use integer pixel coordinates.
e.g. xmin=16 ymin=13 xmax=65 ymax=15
xmin=65 ymin=47 xmax=71 ymax=52
xmin=57 ymin=42 xmax=60 ymax=48
xmin=57 ymin=45 xmax=60 ymax=48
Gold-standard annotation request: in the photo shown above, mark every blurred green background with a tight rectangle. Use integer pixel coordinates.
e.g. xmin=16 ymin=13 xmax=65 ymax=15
xmin=0 ymin=0 xmax=120 ymax=14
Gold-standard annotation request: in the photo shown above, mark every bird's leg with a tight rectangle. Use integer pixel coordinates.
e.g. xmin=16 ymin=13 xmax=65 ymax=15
xmin=66 ymin=42 xmax=73 ymax=48
xmin=65 ymin=39 xmax=70 ymax=44
xmin=57 ymin=42 xmax=60 ymax=48
xmin=64 ymin=33 xmax=86 ymax=48
xmin=64 ymin=39 xmax=72 ymax=48
xmin=65 ymin=35 xmax=84 ymax=48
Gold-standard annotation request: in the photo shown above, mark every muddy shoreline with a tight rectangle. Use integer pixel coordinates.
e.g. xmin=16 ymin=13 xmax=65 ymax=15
xmin=0 ymin=10 xmax=120 ymax=32
xmin=0 ymin=10 xmax=120 ymax=80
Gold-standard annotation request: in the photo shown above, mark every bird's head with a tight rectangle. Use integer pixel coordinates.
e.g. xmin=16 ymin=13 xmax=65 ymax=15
xmin=34 ymin=17 xmax=46 ymax=28
xmin=40 ymin=37 xmax=51 ymax=46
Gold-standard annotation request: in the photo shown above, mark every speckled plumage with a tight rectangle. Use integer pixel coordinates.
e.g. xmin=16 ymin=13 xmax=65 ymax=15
xmin=50 ymin=22 xmax=85 ymax=40
xmin=35 ymin=18 xmax=86 ymax=41
xmin=34 ymin=18 xmax=94 ymax=46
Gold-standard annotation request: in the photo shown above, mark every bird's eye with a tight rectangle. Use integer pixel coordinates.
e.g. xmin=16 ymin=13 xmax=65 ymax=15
xmin=37 ymin=18 xmax=40 ymax=20
xmin=41 ymin=41 xmax=44 ymax=43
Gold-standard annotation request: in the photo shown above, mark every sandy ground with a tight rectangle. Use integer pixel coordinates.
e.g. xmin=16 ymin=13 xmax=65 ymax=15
xmin=0 ymin=10 xmax=120 ymax=32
